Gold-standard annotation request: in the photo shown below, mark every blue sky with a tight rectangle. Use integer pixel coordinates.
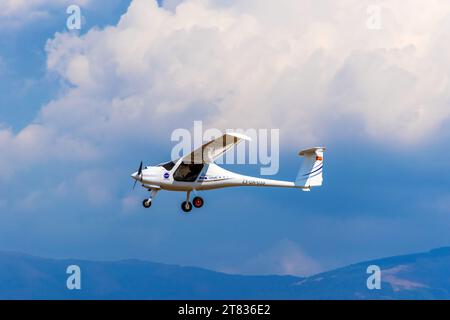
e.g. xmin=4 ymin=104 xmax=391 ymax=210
xmin=1 ymin=0 xmax=450 ymax=277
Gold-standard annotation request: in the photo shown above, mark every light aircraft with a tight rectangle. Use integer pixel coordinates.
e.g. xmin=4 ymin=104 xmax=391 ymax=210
xmin=131 ymin=133 xmax=325 ymax=212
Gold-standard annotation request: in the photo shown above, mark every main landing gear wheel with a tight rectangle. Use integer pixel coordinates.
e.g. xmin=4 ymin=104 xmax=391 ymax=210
xmin=181 ymin=201 xmax=192 ymax=213
xmin=193 ymin=196 xmax=204 ymax=208
xmin=143 ymin=199 xmax=152 ymax=208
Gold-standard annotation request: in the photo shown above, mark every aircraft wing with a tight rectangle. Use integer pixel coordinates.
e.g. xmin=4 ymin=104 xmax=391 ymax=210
xmin=182 ymin=132 xmax=251 ymax=164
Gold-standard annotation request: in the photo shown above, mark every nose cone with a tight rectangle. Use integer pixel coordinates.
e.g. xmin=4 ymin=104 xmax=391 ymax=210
xmin=131 ymin=172 xmax=139 ymax=180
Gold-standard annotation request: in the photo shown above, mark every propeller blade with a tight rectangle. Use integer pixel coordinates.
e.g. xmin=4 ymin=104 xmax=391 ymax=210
xmin=138 ymin=161 xmax=143 ymax=176
xmin=132 ymin=161 xmax=143 ymax=191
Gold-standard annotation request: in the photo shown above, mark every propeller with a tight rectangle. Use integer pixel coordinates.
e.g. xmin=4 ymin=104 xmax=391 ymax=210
xmin=132 ymin=161 xmax=143 ymax=190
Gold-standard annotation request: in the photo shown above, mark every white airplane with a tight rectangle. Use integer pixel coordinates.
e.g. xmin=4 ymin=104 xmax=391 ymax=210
xmin=131 ymin=133 xmax=325 ymax=212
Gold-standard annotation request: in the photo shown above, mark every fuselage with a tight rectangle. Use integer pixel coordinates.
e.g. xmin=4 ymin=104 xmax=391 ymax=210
xmin=131 ymin=158 xmax=298 ymax=192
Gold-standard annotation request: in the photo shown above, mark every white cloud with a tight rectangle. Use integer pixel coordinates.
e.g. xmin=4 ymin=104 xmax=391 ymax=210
xmin=43 ymin=0 xmax=450 ymax=141
xmin=2 ymin=0 xmax=450 ymax=179
xmin=224 ymin=239 xmax=322 ymax=277
xmin=0 ymin=124 xmax=98 ymax=180
xmin=121 ymin=194 xmax=141 ymax=213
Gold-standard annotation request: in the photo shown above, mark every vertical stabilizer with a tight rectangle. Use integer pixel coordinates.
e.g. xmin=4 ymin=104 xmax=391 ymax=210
xmin=295 ymin=147 xmax=325 ymax=188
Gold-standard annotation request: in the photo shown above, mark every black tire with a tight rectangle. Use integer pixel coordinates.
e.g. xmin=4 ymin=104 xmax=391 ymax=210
xmin=143 ymin=199 xmax=152 ymax=208
xmin=181 ymin=201 xmax=192 ymax=213
xmin=193 ymin=196 xmax=204 ymax=208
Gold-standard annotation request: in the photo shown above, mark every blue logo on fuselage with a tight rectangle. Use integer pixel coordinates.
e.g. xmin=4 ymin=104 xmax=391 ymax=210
xmin=163 ymin=172 xmax=170 ymax=179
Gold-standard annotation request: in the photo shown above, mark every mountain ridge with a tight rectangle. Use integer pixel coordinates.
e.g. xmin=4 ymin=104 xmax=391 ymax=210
xmin=0 ymin=247 xmax=449 ymax=299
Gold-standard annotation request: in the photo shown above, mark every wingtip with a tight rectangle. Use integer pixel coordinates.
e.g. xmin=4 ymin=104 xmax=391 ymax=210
xmin=227 ymin=132 xmax=252 ymax=141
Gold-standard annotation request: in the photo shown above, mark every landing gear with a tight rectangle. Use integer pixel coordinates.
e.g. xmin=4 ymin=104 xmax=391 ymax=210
xmin=143 ymin=199 xmax=152 ymax=208
xmin=181 ymin=191 xmax=193 ymax=213
xmin=181 ymin=191 xmax=204 ymax=213
xmin=142 ymin=189 xmax=158 ymax=209
xmin=193 ymin=196 xmax=204 ymax=208
xmin=181 ymin=201 xmax=192 ymax=213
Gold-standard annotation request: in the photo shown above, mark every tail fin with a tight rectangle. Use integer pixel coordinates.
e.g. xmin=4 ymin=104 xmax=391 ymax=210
xmin=295 ymin=147 xmax=325 ymax=189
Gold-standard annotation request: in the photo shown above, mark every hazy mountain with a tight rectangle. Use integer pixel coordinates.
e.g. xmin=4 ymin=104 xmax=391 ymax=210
xmin=293 ymin=247 xmax=450 ymax=299
xmin=0 ymin=251 xmax=300 ymax=299
xmin=0 ymin=247 xmax=449 ymax=299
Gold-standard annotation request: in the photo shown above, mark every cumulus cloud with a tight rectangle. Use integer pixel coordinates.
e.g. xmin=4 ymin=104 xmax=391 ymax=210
xmin=43 ymin=0 xmax=450 ymax=141
xmin=225 ymin=239 xmax=322 ymax=277
xmin=0 ymin=124 xmax=98 ymax=180
xmin=2 ymin=0 xmax=450 ymax=179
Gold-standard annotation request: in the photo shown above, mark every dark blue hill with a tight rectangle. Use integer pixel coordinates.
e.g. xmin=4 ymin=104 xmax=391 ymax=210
xmin=1 ymin=247 xmax=449 ymax=299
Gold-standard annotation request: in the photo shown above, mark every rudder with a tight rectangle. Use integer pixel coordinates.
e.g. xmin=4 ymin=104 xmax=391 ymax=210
xmin=295 ymin=147 xmax=325 ymax=189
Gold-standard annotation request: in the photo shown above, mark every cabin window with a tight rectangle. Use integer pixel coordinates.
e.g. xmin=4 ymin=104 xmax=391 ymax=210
xmin=173 ymin=163 xmax=204 ymax=182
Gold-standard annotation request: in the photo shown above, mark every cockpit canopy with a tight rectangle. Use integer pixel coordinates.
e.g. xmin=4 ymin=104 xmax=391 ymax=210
xmin=157 ymin=160 xmax=205 ymax=182
xmin=159 ymin=161 xmax=176 ymax=171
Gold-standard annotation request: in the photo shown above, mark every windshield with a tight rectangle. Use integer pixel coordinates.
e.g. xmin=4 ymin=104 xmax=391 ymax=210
xmin=161 ymin=161 xmax=176 ymax=171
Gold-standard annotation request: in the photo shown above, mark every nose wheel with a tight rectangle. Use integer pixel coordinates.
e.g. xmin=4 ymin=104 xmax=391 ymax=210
xmin=143 ymin=199 xmax=152 ymax=208
xmin=142 ymin=189 xmax=158 ymax=209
